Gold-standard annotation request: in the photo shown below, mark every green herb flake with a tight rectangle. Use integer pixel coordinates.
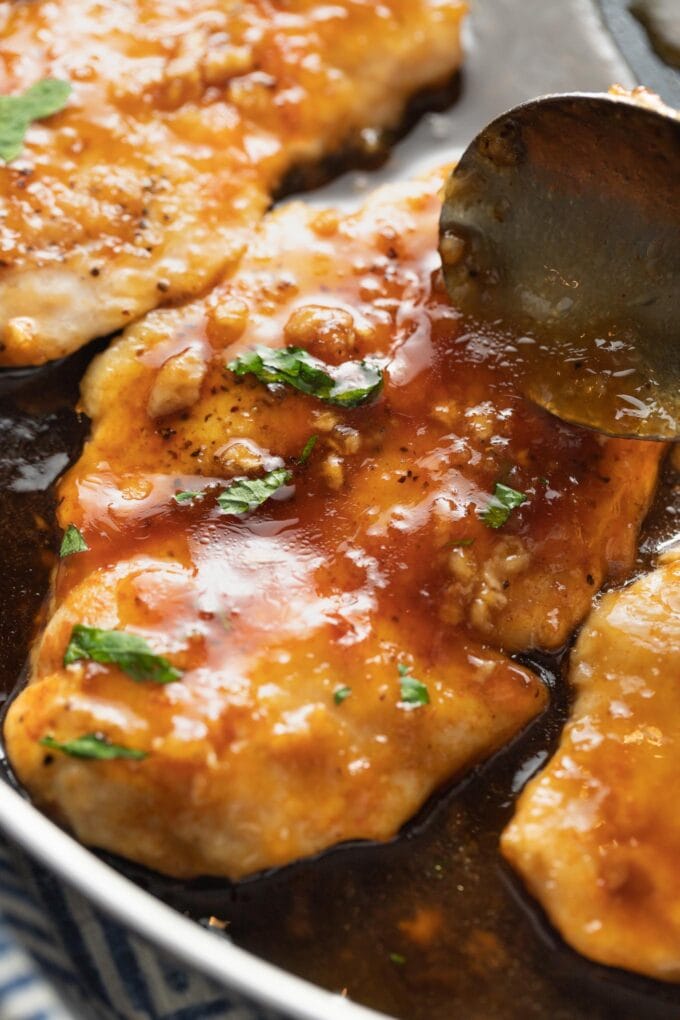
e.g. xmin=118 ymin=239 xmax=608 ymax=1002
xmin=40 ymin=732 xmax=147 ymax=761
xmin=174 ymin=489 xmax=203 ymax=504
xmin=216 ymin=467 xmax=292 ymax=515
xmin=480 ymin=482 xmax=528 ymax=529
xmin=333 ymin=685 xmax=352 ymax=705
xmin=327 ymin=358 xmax=384 ymax=408
xmin=228 ymin=345 xmax=383 ymax=408
xmin=0 ymin=79 xmax=72 ymax=163
xmin=298 ymin=435 xmax=318 ymax=465
xmin=63 ymin=624 xmax=181 ymax=684
xmin=389 ymin=953 xmax=406 ymax=966
xmin=397 ymin=663 xmax=430 ymax=708
xmin=448 ymin=537 xmax=474 ymax=549
xmin=59 ymin=524 xmax=89 ymax=558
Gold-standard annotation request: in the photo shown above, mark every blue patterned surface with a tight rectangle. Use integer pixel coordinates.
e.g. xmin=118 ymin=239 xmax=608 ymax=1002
xmin=0 ymin=917 xmax=71 ymax=1019
xmin=0 ymin=839 xmax=281 ymax=1020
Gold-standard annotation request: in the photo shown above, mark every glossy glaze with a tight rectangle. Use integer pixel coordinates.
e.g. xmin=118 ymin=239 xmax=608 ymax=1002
xmin=0 ymin=0 xmax=466 ymax=365
xmin=3 ymin=169 xmax=664 ymax=879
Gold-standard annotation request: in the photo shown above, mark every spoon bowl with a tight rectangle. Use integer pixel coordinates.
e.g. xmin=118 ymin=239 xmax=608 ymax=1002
xmin=439 ymin=91 xmax=680 ymax=440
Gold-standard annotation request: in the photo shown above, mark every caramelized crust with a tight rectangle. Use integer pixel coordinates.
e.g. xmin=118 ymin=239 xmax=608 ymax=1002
xmin=4 ymin=172 xmax=664 ymax=879
xmin=502 ymin=550 xmax=680 ymax=982
xmin=7 ymin=554 xmax=543 ymax=878
xmin=0 ymin=0 xmax=466 ymax=365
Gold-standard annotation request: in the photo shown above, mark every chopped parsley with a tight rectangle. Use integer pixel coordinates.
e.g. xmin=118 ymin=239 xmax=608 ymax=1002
xmin=173 ymin=490 xmax=204 ymax=504
xmin=59 ymin=524 xmax=89 ymax=558
xmin=0 ymin=79 xmax=71 ymax=163
xmin=480 ymin=482 xmax=528 ymax=529
xmin=328 ymin=358 xmax=384 ymax=408
xmin=448 ymin=537 xmax=474 ymax=549
xmin=389 ymin=953 xmax=406 ymax=966
xmin=228 ymin=345 xmax=383 ymax=408
xmin=333 ymin=685 xmax=352 ymax=705
xmin=217 ymin=467 xmax=292 ymax=515
xmin=63 ymin=625 xmax=182 ymax=684
xmin=397 ymin=663 xmax=430 ymax=708
xmin=298 ymin=435 xmax=318 ymax=465
xmin=40 ymin=733 xmax=147 ymax=761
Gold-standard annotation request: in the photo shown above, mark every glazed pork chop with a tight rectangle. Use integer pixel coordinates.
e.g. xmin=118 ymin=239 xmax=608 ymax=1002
xmin=503 ymin=548 xmax=680 ymax=982
xmin=0 ymin=0 xmax=466 ymax=366
xmin=4 ymin=171 xmax=664 ymax=879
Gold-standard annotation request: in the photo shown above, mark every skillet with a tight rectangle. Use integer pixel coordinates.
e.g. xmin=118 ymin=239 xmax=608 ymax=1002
xmin=0 ymin=3 xmax=678 ymax=1018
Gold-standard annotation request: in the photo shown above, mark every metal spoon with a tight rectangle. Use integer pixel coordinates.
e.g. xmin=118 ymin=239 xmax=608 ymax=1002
xmin=439 ymin=91 xmax=680 ymax=440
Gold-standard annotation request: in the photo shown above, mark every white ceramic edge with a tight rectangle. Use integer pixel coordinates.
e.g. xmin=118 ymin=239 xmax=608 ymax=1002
xmin=0 ymin=779 xmax=391 ymax=1020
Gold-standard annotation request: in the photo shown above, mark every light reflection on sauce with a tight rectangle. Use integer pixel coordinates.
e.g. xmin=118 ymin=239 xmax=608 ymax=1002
xmin=451 ymin=315 xmax=677 ymax=440
xmin=0 ymin=172 xmax=678 ymax=1020
xmin=5 ymin=173 xmax=667 ymax=880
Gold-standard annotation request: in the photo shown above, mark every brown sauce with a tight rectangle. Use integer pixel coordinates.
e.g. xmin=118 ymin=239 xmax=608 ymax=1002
xmin=0 ymin=69 xmax=463 ymax=705
xmin=112 ymin=466 xmax=680 ymax=1020
xmin=0 ymin=349 xmax=94 ymax=703
xmin=0 ymin=82 xmax=678 ymax=1020
xmin=0 ymin=334 xmax=677 ymax=1019
xmin=457 ymin=316 xmax=677 ymax=442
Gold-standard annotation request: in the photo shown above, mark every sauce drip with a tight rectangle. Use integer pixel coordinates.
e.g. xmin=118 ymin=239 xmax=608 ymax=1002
xmin=439 ymin=92 xmax=680 ymax=441
xmin=456 ymin=314 xmax=678 ymax=440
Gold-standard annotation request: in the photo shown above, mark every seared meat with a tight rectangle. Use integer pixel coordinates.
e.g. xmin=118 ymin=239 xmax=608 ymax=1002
xmin=0 ymin=0 xmax=466 ymax=365
xmin=503 ymin=549 xmax=680 ymax=982
xmin=4 ymin=171 xmax=663 ymax=879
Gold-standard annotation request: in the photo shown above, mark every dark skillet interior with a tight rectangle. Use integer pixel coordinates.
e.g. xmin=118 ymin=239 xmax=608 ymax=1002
xmin=1 ymin=3 xmax=679 ymax=1018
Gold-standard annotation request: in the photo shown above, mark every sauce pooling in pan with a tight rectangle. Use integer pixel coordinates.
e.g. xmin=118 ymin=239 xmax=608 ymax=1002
xmin=0 ymin=170 xmax=678 ymax=1017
